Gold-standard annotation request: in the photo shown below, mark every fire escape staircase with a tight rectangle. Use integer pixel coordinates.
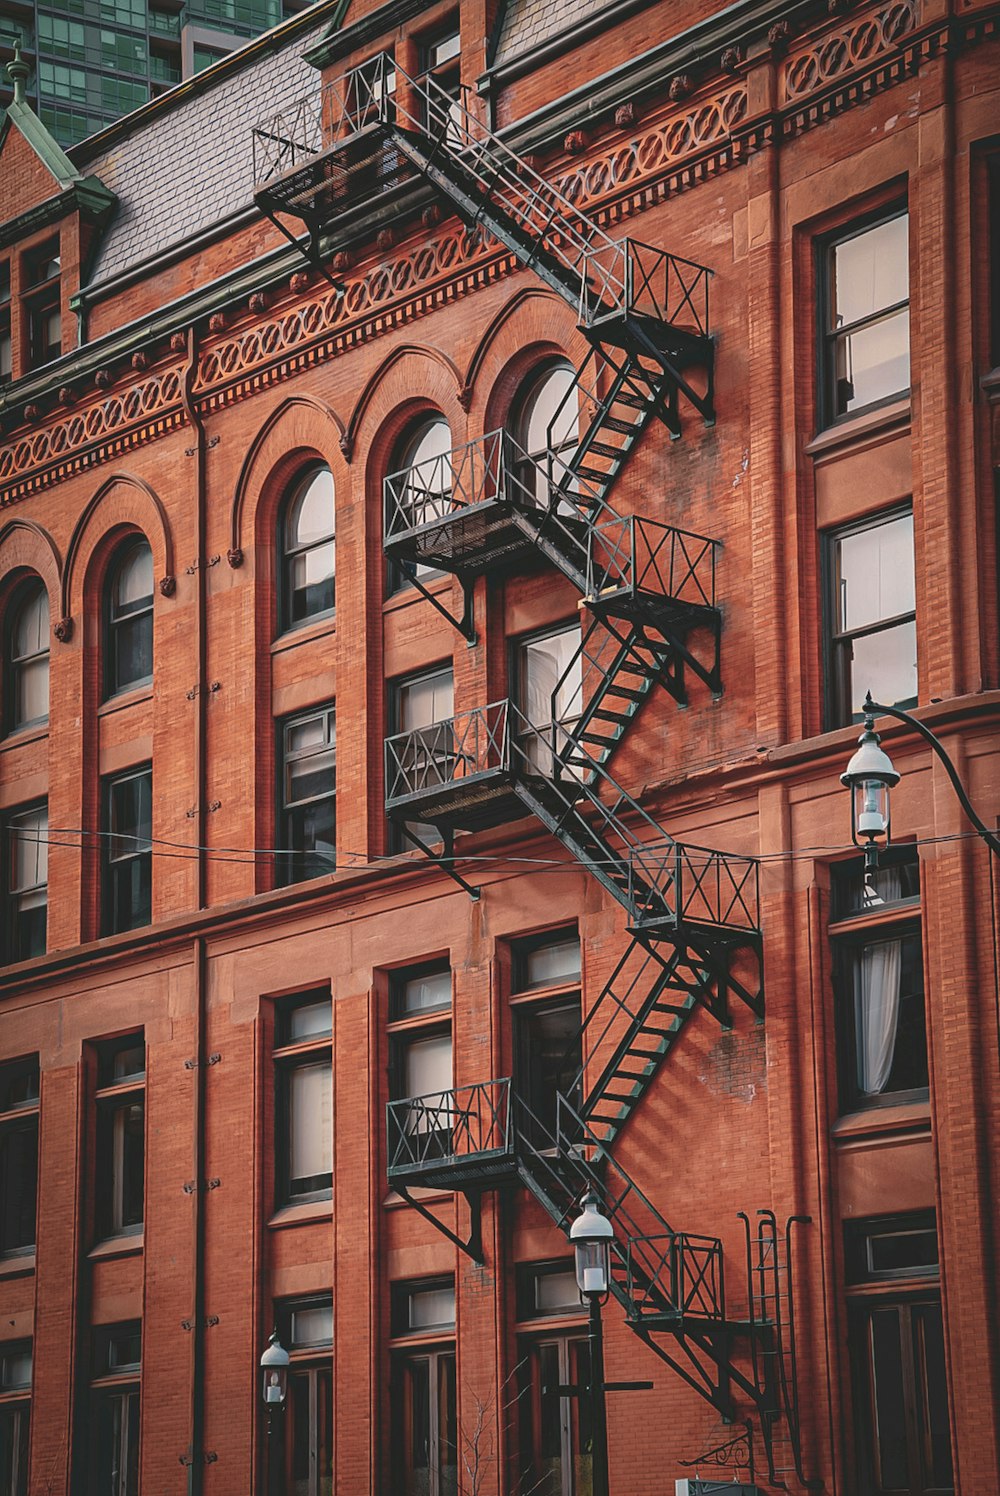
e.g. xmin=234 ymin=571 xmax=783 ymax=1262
xmin=253 ymin=57 xmax=814 ymax=1490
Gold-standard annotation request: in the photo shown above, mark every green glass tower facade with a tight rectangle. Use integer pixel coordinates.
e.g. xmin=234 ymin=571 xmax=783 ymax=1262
xmin=0 ymin=0 xmax=313 ymax=144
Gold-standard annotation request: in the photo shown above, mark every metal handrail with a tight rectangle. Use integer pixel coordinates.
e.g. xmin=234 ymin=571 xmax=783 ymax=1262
xmin=625 ymin=1231 xmax=726 ymax=1320
xmin=384 ymin=700 xmax=511 ymax=804
xmin=587 ymin=516 xmax=719 ymax=610
xmin=628 ymin=840 xmax=761 ymax=932
xmin=386 ymin=1077 xmax=513 ymax=1174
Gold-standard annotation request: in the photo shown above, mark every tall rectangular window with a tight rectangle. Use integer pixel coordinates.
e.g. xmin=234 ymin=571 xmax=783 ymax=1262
xmin=831 ymin=853 xmax=927 ymax=1113
xmin=275 ymin=993 xmax=333 ymax=1206
xmin=825 ymin=507 xmax=916 ymax=728
xmin=277 ymin=706 xmax=336 ymax=886
xmin=390 ymin=1280 xmax=457 ymax=1496
xmin=820 ymin=208 xmax=909 ymax=423
xmin=847 ymin=1214 xmax=953 ymax=1495
xmin=387 ymin=964 xmax=452 ymax=1164
xmin=0 ymin=262 xmax=11 ymax=386
xmin=93 ymin=1036 xmax=145 ymax=1241
xmin=88 ymin=1323 xmax=141 ymax=1496
xmin=0 ymin=1340 xmax=31 ymax=1496
xmin=511 ymin=931 xmax=582 ymax=1147
xmin=0 ymin=1058 xmax=39 ymax=1259
xmin=516 ymin=624 xmax=582 ymax=777
xmin=276 ymin=1295 xmax=333 ymax=1496
xmin=23 ymin=241 xmax=61 ymax=372
xmin=390 ymin=666 xmax=454 ymax=847
xmin=518 ymin=1336 xmax=592 ymax=1496
xmin=4 ymin=805 xmax=47 ymax=962
xmin=102 ymin=767 xmax=152 ymax=936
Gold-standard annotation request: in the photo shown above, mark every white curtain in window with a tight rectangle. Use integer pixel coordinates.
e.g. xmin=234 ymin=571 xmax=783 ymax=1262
xmin=854 ymin=871 xmax=903 ymax=1095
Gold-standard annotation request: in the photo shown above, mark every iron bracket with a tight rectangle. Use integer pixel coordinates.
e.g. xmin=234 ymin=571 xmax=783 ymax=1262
xmin=401 ymin=824 xmax=481 ymax=901
xmin=401 ymin=563 xmax=477 ymax=645
xmin=184 ymin=1053 xmax=222 ymax=1071
xmin=396 ymin=1183 xmax=485 ymax=1266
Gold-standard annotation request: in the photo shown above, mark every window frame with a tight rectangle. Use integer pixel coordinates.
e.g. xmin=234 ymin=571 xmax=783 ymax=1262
xmin=278 ymin=464 xmax=336 ymax=635
xmin=510 ymin=929 xmax=583 ymax=1145
xmin=386 ymin=416 xmax=451 ymax=595
xmin=274 ymin=991 xmax=333 ymax=1208
xmin=275 ymin=1293 xmax=334 ymax=1496
xmin=5 ymin=577 xmax=49 ymax=734
xmin=101 ymin=765 xmax=153 ymax=937
xmin=0 ymin=1338 xmax=32 ymax=1496
xmin=389 ymin=1277 xmax=457 ymax=1496
xmin=816 ymin=201 xmax=910 ymax=427
xmin=829 ymin=851 xmax=928 ymax=1115
xmin=92 ymin=1036 xmax=146 ymax=1244
xmin=516 ymin=1330 xmax=592 ymax=1496
xmin=387 ymin=965 xmax=453 ymax=1121
xmin=3 ymin=802 xmax=48 ymax=963
xmin=23 ymin=240 xmax=62 ymax=374
xmin=822 ymin=503 xmax=917 ymax=731
xmin=0 ymin=1057 xmax=39 ymax=1259
xmin=88 ymin=1322 xmax=141 ymax=1496
xmin=276 ymin=704 xmax=337 ymax=887
xmin=104 ymin=538 xmax=154 ymax=701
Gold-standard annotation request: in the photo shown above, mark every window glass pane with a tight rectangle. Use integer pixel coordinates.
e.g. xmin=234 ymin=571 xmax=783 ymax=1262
xmin=0 ymin=1345 xmax=31 ymax=1389
xmin=851 ymin=929 xmax=926 ymax=1099
xmin=406 ymin=1358 xmax=430 ymax=1476
xmin=113 ymin=1101 xmax=144 ymax=1231
xmin=286 ymin=715 xmax=327 ymax=756
xmin=0 ymin=1402 xmax=30 ymax=1496
xmin=914 ymin=1302 xmax=954 ymax=1488
xmin=110 ymin=1042 xmax=145 ymax=1082
xmin=289 ymin=1061 xmax=332 ymax=1186
xmin=408 ymin=1284 xmax=455 ymax=1330
xmin=517 ymin=1000 xmax=582 ymax=1142
xmin=522 ymin=363 xmax=578 ymax=462
xmin=11 ymin=809 xmax=47 ymax=892
xmin=869 ymin=1227 xmax=939 ymax=1276
xmin=399 ymin=969 xmax=450 ymax=1014
xmin=110 ymin=774 xmax=152 ymax=855
xmin=12 ymin=587 xmax=46 ymax=658
xmin=833 ymin=215 xmax=908 ymax=327
xmin=288 ymin=468 xmax=335 ymax=548
xmin=837 ymin=514 xmax=914 ymax=634
xmin=847 ymin=620 xmax=917 ymax=717
xmin=113 ymin=544 xmax=153 ymax=613
xmin=438 ymin=1352 xmax=458 ymax=1494
xmin=835 ymin=307 xmax=910 ymax=414
xmin=524 ymin=935 xmax=580 ymax=989
xmin=834 ymin=858 xmax=919 ymax=918
xmin=289 ymin=1368 xmax=311 ymax=1494
xmin=0 ymin=1120 xmax=38 ymax=1252
xmin=15 ymin=656 xmax=49 ymax=727
xmin=106 ymin=1326 xmax=141 ymax=1372
xmin=288 ymin=746 xmax=336 ymax=806
xmin=290 ymin=1302 xmax=333 ymax=1347
xmin=287 ymin=1000 xmax=332 ymax=1042
xmin=535 ymin=1269 xmax=580 ymax=1314
xmin=522 ymin=629 xmax=582 ymax=726
xmin=868 ymin=1308 xmax=908 ymax=1489
xmin=399 ymin=670 xmax=454 ymax=732
xmin=570 ymin=1338 xmax=593 ymax=1474
xmin=404 ymin=1034 xmax=452 ymax=1102
xmin=0 ymin=1062 xmax=38 ymax=1112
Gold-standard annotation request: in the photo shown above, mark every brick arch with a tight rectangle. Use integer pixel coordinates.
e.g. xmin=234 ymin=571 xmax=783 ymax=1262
xmin=63 ymin=472 xmax=175 ymax=637
xmin=461 ymin=286 xmax=567 ymax=417
xmin=228 ymin=394 xmax=347 ymax=567
xmin=0 ymin=519 xmax=62 ymax=629
xmin=470 ymin=297 xmax=588 ymax=439
xmin=343 ymin=343 xmax=463 ymax=467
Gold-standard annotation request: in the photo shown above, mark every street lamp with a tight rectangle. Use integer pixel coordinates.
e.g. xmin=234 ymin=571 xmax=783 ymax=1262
xmin=842 ymin=691 xmax=1000 ymax=870
xmin=571 ymin=1193 xmax=613 ymax=1496
xmin=260 ymin=1330 xmax=289 ymax=1495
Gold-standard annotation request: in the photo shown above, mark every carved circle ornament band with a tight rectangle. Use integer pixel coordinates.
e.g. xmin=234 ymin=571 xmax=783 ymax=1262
xmin=0 ymin=0 xmax=938 ymax=503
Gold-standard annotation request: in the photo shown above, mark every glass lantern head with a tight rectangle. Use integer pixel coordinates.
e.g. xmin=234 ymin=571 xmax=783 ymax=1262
xmin=841 ymin=703 xmax=900 ymax=865
xmin=570 ymin=1192 xmax=613 ymax=1299
xmin=260 ymin=1330 xmax=289 ymax=1406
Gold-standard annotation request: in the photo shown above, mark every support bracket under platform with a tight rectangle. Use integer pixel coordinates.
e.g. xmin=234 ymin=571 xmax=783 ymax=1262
xmin=402 ymin=562 xmax=477 ymax=644
xmin=402 ymin=824 xmax=481 ymax=901
xmin=396 ymin=1184 xmax=485 ymax=1266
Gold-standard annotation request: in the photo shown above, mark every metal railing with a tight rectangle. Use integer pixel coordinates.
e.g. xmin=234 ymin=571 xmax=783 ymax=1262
xmin=384 ymin=701 xmax=511 ymax=804
xmin=581 ymin=239 xmax=713 ymax=333
xmin=587 ymin=517 xmax=718 ymax=611
xmin=626 ymin=1231 xmax=726 ymax=1321
xmin=384 ymin=428 xmax=507 ymax=541
xmin=253 ymin=51 xmax=396 ymax=184
xmin=386 ymin=1078 xmax=513 ymax=1176
xmin=628 ymin=841 xmax=761 ymax=932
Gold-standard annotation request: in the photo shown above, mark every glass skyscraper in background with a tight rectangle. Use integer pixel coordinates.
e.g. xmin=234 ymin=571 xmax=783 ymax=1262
xmin=0 ymin=0 xmax=314 ymax=145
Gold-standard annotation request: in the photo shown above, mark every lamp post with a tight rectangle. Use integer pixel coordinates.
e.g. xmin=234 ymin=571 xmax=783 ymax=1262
xmin=571 ymin=1192 xmax=614 ymax=1496
xmin=842 ymin=692 xmax=1000 ymax=869
xmin=260 ymin=1329 xmax=289 ymax=1496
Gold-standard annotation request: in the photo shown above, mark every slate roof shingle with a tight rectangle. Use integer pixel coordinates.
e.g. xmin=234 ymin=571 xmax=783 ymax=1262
xmin=493 ymin=0 xmax=611 ymax=66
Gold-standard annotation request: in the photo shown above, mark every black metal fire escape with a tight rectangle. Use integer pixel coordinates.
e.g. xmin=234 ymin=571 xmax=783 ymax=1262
xmin=253 ymin=58 xmax=816 ymax=1491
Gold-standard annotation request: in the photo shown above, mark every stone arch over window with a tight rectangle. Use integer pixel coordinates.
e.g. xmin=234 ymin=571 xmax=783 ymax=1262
xmin=63 ymin=473 xmax=175 ymax=641
xmin=278 ymin=464 xmax=336 ymax=634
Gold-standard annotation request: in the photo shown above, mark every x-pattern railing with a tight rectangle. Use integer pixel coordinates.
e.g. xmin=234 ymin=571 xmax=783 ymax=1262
xmin=581 ymin=239 xmax=712 ymax=333
xmin=384 ymin=701 xmax=511 ymax=804
xmin=628 ymin=840 xmax=761 ymax=932
xmin=626 ymin=1231 xmax=726 ymax=1321
xmin=386 ymin=1078 xmax=513 ymax=1174
xmin=253 ymin=51 xmax=395 ymax=184
xmin=588 ymin=517 xmax=718 ymax=611
xmin=384 ymin=429 xmax=507 ymax=540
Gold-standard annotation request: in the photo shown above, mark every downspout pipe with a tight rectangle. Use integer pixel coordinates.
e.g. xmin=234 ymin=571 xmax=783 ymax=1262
xmin=181 ymin=325 xmax=209 ymax=1493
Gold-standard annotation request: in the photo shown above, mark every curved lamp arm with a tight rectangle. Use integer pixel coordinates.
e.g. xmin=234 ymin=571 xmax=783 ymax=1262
xmin=866 ymin=694 xmax=1000 ymax=861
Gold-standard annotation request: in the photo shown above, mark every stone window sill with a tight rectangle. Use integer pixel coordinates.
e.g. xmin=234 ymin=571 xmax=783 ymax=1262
xmin=805 ymin=396 xmax=910 ymax=459
xmin=830 ymin=1097 xmax=930 ymax=1142
xmin=88 ymin=1231 xmax=144 ymax=1261
xmin=268 ymin=1198 xmax=332 ymax=1230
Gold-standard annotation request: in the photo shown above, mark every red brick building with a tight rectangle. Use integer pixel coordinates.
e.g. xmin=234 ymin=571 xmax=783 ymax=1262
xmin=0 ymin=1 xmax=998 ymax=1492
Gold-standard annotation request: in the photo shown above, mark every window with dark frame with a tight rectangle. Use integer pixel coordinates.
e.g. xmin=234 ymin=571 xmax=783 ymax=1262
xmin=825 ymin=506 xmax=916 ymax=729
xmin=846 ymin=1213 xmax=953 ymax=1496
xmin=93 ymin=1035 xmax=145 ymax=1242
xmin=105 ymin=539 xmax=154 ymax=699
xmin=387 ymin=417 xmax=451 ymax=593
xmin=274 ymin=992 xmax=333 ymax=1207
xmin=277 ymin=705 xmax=336 ymax=886
xmin=4 ymin=804 xmax=47 ymax=962
xmin=88 ymin=1322 xmax=141 ymax=1496
xmin=511 ymin=930 xmax=582 ymax=1146
xmin=390 ymin=1279 xmax=457 ymax=1496
xmin=102 ymin=766 xmax=152 ymax=936
xmin=388 ymin=964 xmax=452 ymax=1158
xmin=515 ymin=1260 xmax=582 ymax=1321
xmin=515 ymin=623 xmax=583 ymax=778
xmin=511 ymin=360 xmax=579 ymax=510
xmin=275 ymin=1294 xmax=333 ymax=1496
xmin=419 ymin=24 xmax=461 ymax=143
xmin=819 ymin=206 xmax=909 ymax=424
xmin=830 ymin=851 xmax=927 ymax=1113
xmin=0 ymin=1057 xmax=39 ymax=1259
xmin=0 ymin=261 xmax=11 ymax=386
xmin=24 ymin=240 xmax=61 ymax=372
xmin=389 ymin=665 xmax=454 ymax=850
xmin=280 ymin=465 xmax=335 ymax=633
xmin=5 ymin=577 xmax=48 ymax=732
xmin=517 ymin=1333 xmax=593 ymax=1496
xmin=0 ymin=1339 xmax=31 ymax=1496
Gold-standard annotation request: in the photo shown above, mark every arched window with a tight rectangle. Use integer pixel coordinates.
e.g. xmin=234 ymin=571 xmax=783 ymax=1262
xmin=512 ymin=361 xmax=578 ymax=508
xmin=106 ymin=539 xmax=153 ymax=698
xmin=389 ymin=416 xmax=451 ymax=591
xmin=6 ymin=579 xmax=49 ymax=731
xmin=280 ymin=465 xmax=335 ymax=631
